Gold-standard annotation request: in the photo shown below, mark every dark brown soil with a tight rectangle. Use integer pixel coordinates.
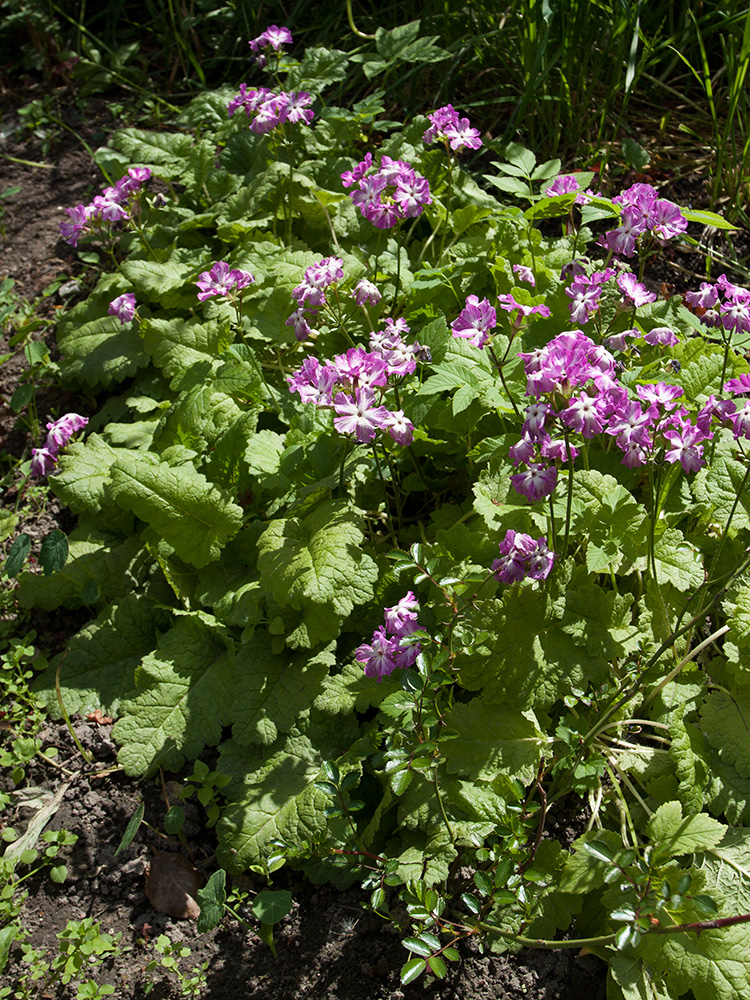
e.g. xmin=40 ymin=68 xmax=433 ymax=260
xmin=1 ymin=75 xmax=748 ymax=1000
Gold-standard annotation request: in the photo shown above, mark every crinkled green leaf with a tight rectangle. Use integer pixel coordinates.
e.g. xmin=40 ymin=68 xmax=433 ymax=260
xmin=231 ymin=633 xmax=335 ymax=746
xmin=57 ymin=274 xmax=149 ymax=387
xmin=443 ymin=699 xmax=542 ymax=783
xmin=646 ymin=801 xmax=725 ymax=855
xmin=215 ymin=731 xmax=330 ymax=872
xmin=257 ymin=499 xmax=378 ymax=625
xmin=17 ymin=528 xmax=144 ymax=610
xmin=701 ymin=689 xmax=750 ymax=779
xmin=637 ymin=830 xmax=750 ymax=1000
xmin=141 ymin=316 xmax=230 ymax=383
xmin=34 ymin=596 xmax=170 ymax=718
xmin=460 ymin=564 xmax=637 ymax=709
xmin=114 ymin=615 xmax=235 ymax=775
xmin=108 ymin=453 xmax=242 ymax=568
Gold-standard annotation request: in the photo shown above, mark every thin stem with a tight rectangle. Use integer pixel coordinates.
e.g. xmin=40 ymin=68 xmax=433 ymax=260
xmin=438 ymin=152 xmax=454 ymax=264
xmin=56 ymin=655 xmax=94 ymax=764
xmin=432 ymin=768 xmax=454 ymax=842
xmin=371 ymin=441 xmax=398 ymax=546
xmin=563 ymin=434 xmax=575 ymax=560
xmin=487 ymin=343 xmax=521 ymax=416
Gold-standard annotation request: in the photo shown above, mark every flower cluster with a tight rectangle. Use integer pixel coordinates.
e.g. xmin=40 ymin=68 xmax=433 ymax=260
xmin=227 ymin=85 xmax=314 ymax=132
xmin=59 ymin=167 xmax=151 ymax=247
xmin=599 ymin=182 xmax=687 ymax=257
xmin=196 ymin=261 xmax=255 ymax=302
xmin=422 ymin=104 xmax=482 ymax=151
xmin=355 ymin=592 xmax=422 ymax=680
xmin=509 ymin=328 xmax=727 ymax=485
xmin=288 ymin=317 xmax=419 ymax=446
xmin=30 ymin=413 xmax=88 ymax=477
xmin=248 ymin=24 xmax=292 ymax=68
xmin=341 ymin=154 xmax=431 ymax=229
xmin=492 ymin=530 xmax=555 ymax=584
xmin=108 ymin=293 xmax=137 ymax=325
xmin=451 ymin=292 xmax=549 ymax=349
xmin=544 ymin=174 xmax=591 ymax=204
xmin=285 ymin=256 xmax=344 ymax=340
xmin=684 ymin=273 xmax=750 ymax=335
xmin=565 ymin=267 xmax=615 ymax=325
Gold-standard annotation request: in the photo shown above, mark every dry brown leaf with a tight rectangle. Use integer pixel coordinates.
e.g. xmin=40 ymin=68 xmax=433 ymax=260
xmin=145 ymin=852 xmax=202 ymax=920
xmin=86 ymin=709 xmax=114 ymax=725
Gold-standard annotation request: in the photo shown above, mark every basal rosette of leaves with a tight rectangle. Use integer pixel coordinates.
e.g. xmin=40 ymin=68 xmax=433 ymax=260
xmin=17 ymin=27 xmax=750 ymax=996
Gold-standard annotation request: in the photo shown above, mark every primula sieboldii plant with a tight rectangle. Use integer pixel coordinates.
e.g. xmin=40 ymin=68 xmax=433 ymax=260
xmin=45 ymin=26 xmax=750 ymax=990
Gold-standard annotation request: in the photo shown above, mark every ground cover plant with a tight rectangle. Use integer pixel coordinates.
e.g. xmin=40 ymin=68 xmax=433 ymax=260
xmin=4 ymin=16 xmax=750 ymax=1000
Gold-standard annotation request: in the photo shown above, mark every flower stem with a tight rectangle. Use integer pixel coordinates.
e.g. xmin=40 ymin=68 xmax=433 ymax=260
xmin=371 ymin=440 xmax=398 ymax=546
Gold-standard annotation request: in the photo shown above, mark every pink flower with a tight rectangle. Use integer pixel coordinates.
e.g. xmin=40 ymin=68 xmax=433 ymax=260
xmin=332 ymin=388 xmax=392 ymax=442
xmin=724 ymin=373 xmax=750 ymax=395
xmin=451 ymin=294 xmax=497 ymax=349
xmin=30 ymin=447 xmax=58 ymax=477
xmin=616 ymin=272 xmax=657 ymax=307
xmin=352 ymin=278 xmax=381 ymax=306
xmin=108 ymin=293 xmax=136 ymax=325
xmin=423 ymin=105 xmax=482 ymax=150
xmin=510 ymin=463 xmax=558 ymax=502
xmin=512 ymin=264 xmax=536 ymax=286
xmin=492 ymin=530 xmax=555 ymax=584
xmin=45 ymin=413 xmax=88 ymax=453
xmin=196 ymin=261 xmax=255 ymax=301
xmin=643 ymin=327 xmax=679 ymax=347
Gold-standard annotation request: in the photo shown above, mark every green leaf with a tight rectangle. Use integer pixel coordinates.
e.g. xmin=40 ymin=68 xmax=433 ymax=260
xmin=53 ymin=435 xmax=130 ymax=521
xmin=682 ymin=208 xmax=737 ymax=230
xmin=3 ymin=533 xmax=30 ymax=577
xmin=111 ymin=127 xmax=193 ymax=171
xmin=402 ymin=937 xmax=432 ymax=957
xmin=230 ymin=633 xmax=335 ymax=746
xmin=57 ymin=274 xmax=149 ymax=388
xmin=114 ymin=801 xmax=144 ymax=857
xmin=257 ymin=500 xmax=378 ymax=638
xmin=252 ymin=889 xmax=293 ymax=924
xmin=39 ymin=529 xmax=68 ymax=576
xmin=701 ymin=690 xmax=750 ymax=779
xmin=196 ymin=869 xmax=227 ymax=934
xmin=141 ymin=316 xmax=229 ymax=383
xmin=34 ymin=596 xmax=169 ymax=718
xmin=443 ymin=699 xmax=542 ymax=783
xmin=216 ymin=731 xmax=331 ymax=871
xmin=108 ymin=454 xmax=242 ymax=568
xmin=400 ymin=956 xmax=426 ymax=984
xmin=637 ymin=830 xmax=750 ymax=1000
xmin=113 ymin=615 xmax=235 ymax=775
xmin=459 ymin=563 xmax=637 ymax=710
xmin=17 ymin=528 xmax=143 ymax=611
xmin=646 ymin=801 xmax=725 ymax=855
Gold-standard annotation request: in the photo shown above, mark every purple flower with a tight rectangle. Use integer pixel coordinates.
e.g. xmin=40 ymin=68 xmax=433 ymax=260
xmin=727 ymin=399 xmax=750 ymax=440
xmin=352 ymin=278 xmax=382 ymax=307
xmin=45 ymin=413 xmax=88 ymax=453
xmin=332 ymin=388 xmax=392 ymax=442
xmin=423 ymin=104 xmax=482 ymax=150
xmin=724 ymin=374 xmax=750 ymax=395
xmin=492 ymin=530 xmax=555 ymax=584
xmin=643 ymin=327 xmax=679 ymax=347
xmin=384 ymin=410 xmax=415 ymax=446
xmin=636 ymin=382 xmax=684 ymax=410
xmin=662 ymin=421 xmax=708 ymax=473
xmin=108 ymin=293 xmax=136 ymax=325
xmin=344 ymin=155 xmax=431 ymax=229
xmin=30 ymin=447 xmax=58 ymax=477
xmin=355 ymin=626 xmax=401 ymax=680
xmin=59 ymin=204 xmax=91 ymax=246
xmin=512 ymin=264 xmax=536 ymax=286
xmin=384 ymin=591 xmax=419 ymax=637
xmin=451 ymin=294 xmax=497 ymax=349
xmin=510 ymin=463 xmax=558 ymax=502
xmin=617 ymin=272 xmax=657 ymax=307
xmin=249 ymin=24 xmax=292 ymax=52
xmin=196 ymin=261 xmax=255 ymax=301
